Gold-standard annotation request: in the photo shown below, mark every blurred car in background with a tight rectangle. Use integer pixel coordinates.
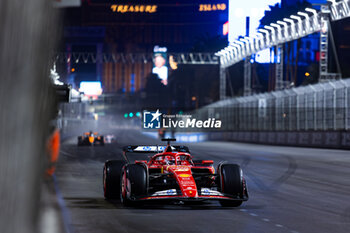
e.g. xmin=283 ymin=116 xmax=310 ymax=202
xmin=78 ymin=131 xmax=104 ymax=146
xmin=104 ymin=134 xmax=116 ymax=144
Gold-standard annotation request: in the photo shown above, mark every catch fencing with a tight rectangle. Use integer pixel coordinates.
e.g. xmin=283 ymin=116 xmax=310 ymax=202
xmin=193 ymin=78 xmax=350 ymax=131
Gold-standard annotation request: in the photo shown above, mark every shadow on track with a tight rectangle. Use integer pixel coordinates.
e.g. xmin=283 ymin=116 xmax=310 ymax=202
xmin=64 ymin=197 xmax=258 ymax=211
xmin=64 ymin=197 xmax=116 ymax=209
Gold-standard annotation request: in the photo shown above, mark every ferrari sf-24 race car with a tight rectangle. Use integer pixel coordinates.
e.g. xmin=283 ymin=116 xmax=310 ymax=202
xmin=103 ymin=139 xmax=248 ymax=207
xmin=77 ymin=131 xmax=104 ymax=146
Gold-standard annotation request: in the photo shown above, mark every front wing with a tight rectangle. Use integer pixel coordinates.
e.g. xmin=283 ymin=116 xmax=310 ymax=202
xmin=136 ymin=188 xmax=249 ymax=202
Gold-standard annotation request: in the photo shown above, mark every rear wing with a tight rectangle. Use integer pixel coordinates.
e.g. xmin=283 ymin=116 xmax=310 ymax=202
xmin=123 ymin=145 xmax=190 ymax=153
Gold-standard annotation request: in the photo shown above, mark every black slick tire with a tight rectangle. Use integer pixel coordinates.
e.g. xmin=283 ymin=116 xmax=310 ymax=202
xmin=120 ymin=164 xmax=147 ymax=206
xmin=219 ymin=164 xmax=243 ymax=207
xmin=103 ymin=160 xmax=126 ymax=199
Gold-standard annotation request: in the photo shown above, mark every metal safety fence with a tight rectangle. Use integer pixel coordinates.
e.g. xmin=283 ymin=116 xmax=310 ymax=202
xmin=193 ymin=78 xmax=350 ymax=131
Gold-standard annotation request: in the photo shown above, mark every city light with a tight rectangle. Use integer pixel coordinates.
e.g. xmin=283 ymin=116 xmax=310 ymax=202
xmin=199 ymin=3 xmax=227 ymax=12
xmin=223 ymin=21 xmax=229 ymax=36
xmin=110 ymin=5 xmax=157 ymax=14
xmin=79 ymin=81 xmax=103 ymax=99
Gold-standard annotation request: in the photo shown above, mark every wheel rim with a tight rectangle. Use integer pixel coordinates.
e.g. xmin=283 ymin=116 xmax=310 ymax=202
xmin=121 ymin=171 xmax=127 ymax=201
xmin=121 ymin=170 xmax=132 ymax=202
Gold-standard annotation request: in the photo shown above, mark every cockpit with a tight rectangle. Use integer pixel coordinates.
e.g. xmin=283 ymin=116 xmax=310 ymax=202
xmin=150 ymin=153 xmax=193 ymax=166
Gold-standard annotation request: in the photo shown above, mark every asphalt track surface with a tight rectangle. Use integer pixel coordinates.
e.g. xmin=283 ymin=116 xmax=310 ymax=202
xmin=56 ymin=129 xmax=350 ymax=233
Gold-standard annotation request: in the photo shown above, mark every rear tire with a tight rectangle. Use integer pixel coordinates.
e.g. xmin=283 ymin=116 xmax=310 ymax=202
xmin=120 ymin=164 xmax=147 ymax=206
xmin=218 ymin=164 xmax=243 ymax=207
xmin=103 ymin=160 xmax=126 ymax=199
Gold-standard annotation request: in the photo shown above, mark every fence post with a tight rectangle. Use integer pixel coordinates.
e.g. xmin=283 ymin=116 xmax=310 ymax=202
xmin=219 ymin=65 xmax=226 ymax=100
xmin=329 ymin=82 xmax=337 ymax=130
xmin=323 ymin=85 xmax=327 ymax=130
xmin=343 ymin=80 xmax=349 ymax=130
xmin=309 ymin=85 xmax=317 ymax=130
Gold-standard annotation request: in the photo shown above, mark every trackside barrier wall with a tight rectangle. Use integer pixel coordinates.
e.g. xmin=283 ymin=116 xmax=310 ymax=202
xmin=188 ymin=78 xmax=350 ymax=148
xmin=203 ymin=131 xmax=350 ymax=149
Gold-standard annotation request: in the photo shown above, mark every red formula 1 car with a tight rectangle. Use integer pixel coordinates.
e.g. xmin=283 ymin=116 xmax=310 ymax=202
xmin=103 ymin=139 xmax=248 ymax=207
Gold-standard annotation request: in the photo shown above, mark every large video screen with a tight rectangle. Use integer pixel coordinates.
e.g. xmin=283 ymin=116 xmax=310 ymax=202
xmin=152 ymin=46 xmax=168 ymax=86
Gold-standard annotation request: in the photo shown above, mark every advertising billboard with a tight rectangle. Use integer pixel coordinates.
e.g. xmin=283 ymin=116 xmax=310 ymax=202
xmin=152 ymin=46 xmax=168 ymax=85
xmin=79 ymin=81 xmax=103 ymax=99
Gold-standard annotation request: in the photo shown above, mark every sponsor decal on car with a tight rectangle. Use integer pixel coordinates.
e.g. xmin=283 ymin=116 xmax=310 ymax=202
xmin=151 ymin=189 xmax=177 ymax=196
xmin=181 ymin=181 xmax=195 ymax=185
xmin=174 ymin=167 xmax=190 ymax=172
xmin=200 ymin=188 xmax=223 ymax=196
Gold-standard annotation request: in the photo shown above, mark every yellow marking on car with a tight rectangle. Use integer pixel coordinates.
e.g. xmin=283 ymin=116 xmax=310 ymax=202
xmin=175 ymin=167 xmax=190 ymax=172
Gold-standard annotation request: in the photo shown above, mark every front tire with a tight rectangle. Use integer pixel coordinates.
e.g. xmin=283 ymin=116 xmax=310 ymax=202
xmin=218 ymin=164 xmax=244 ymax=207
xmin=120 ymin=164 xmax=147 ymax=206
xmin=103 ymin=160 xmax=126 ymax=199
